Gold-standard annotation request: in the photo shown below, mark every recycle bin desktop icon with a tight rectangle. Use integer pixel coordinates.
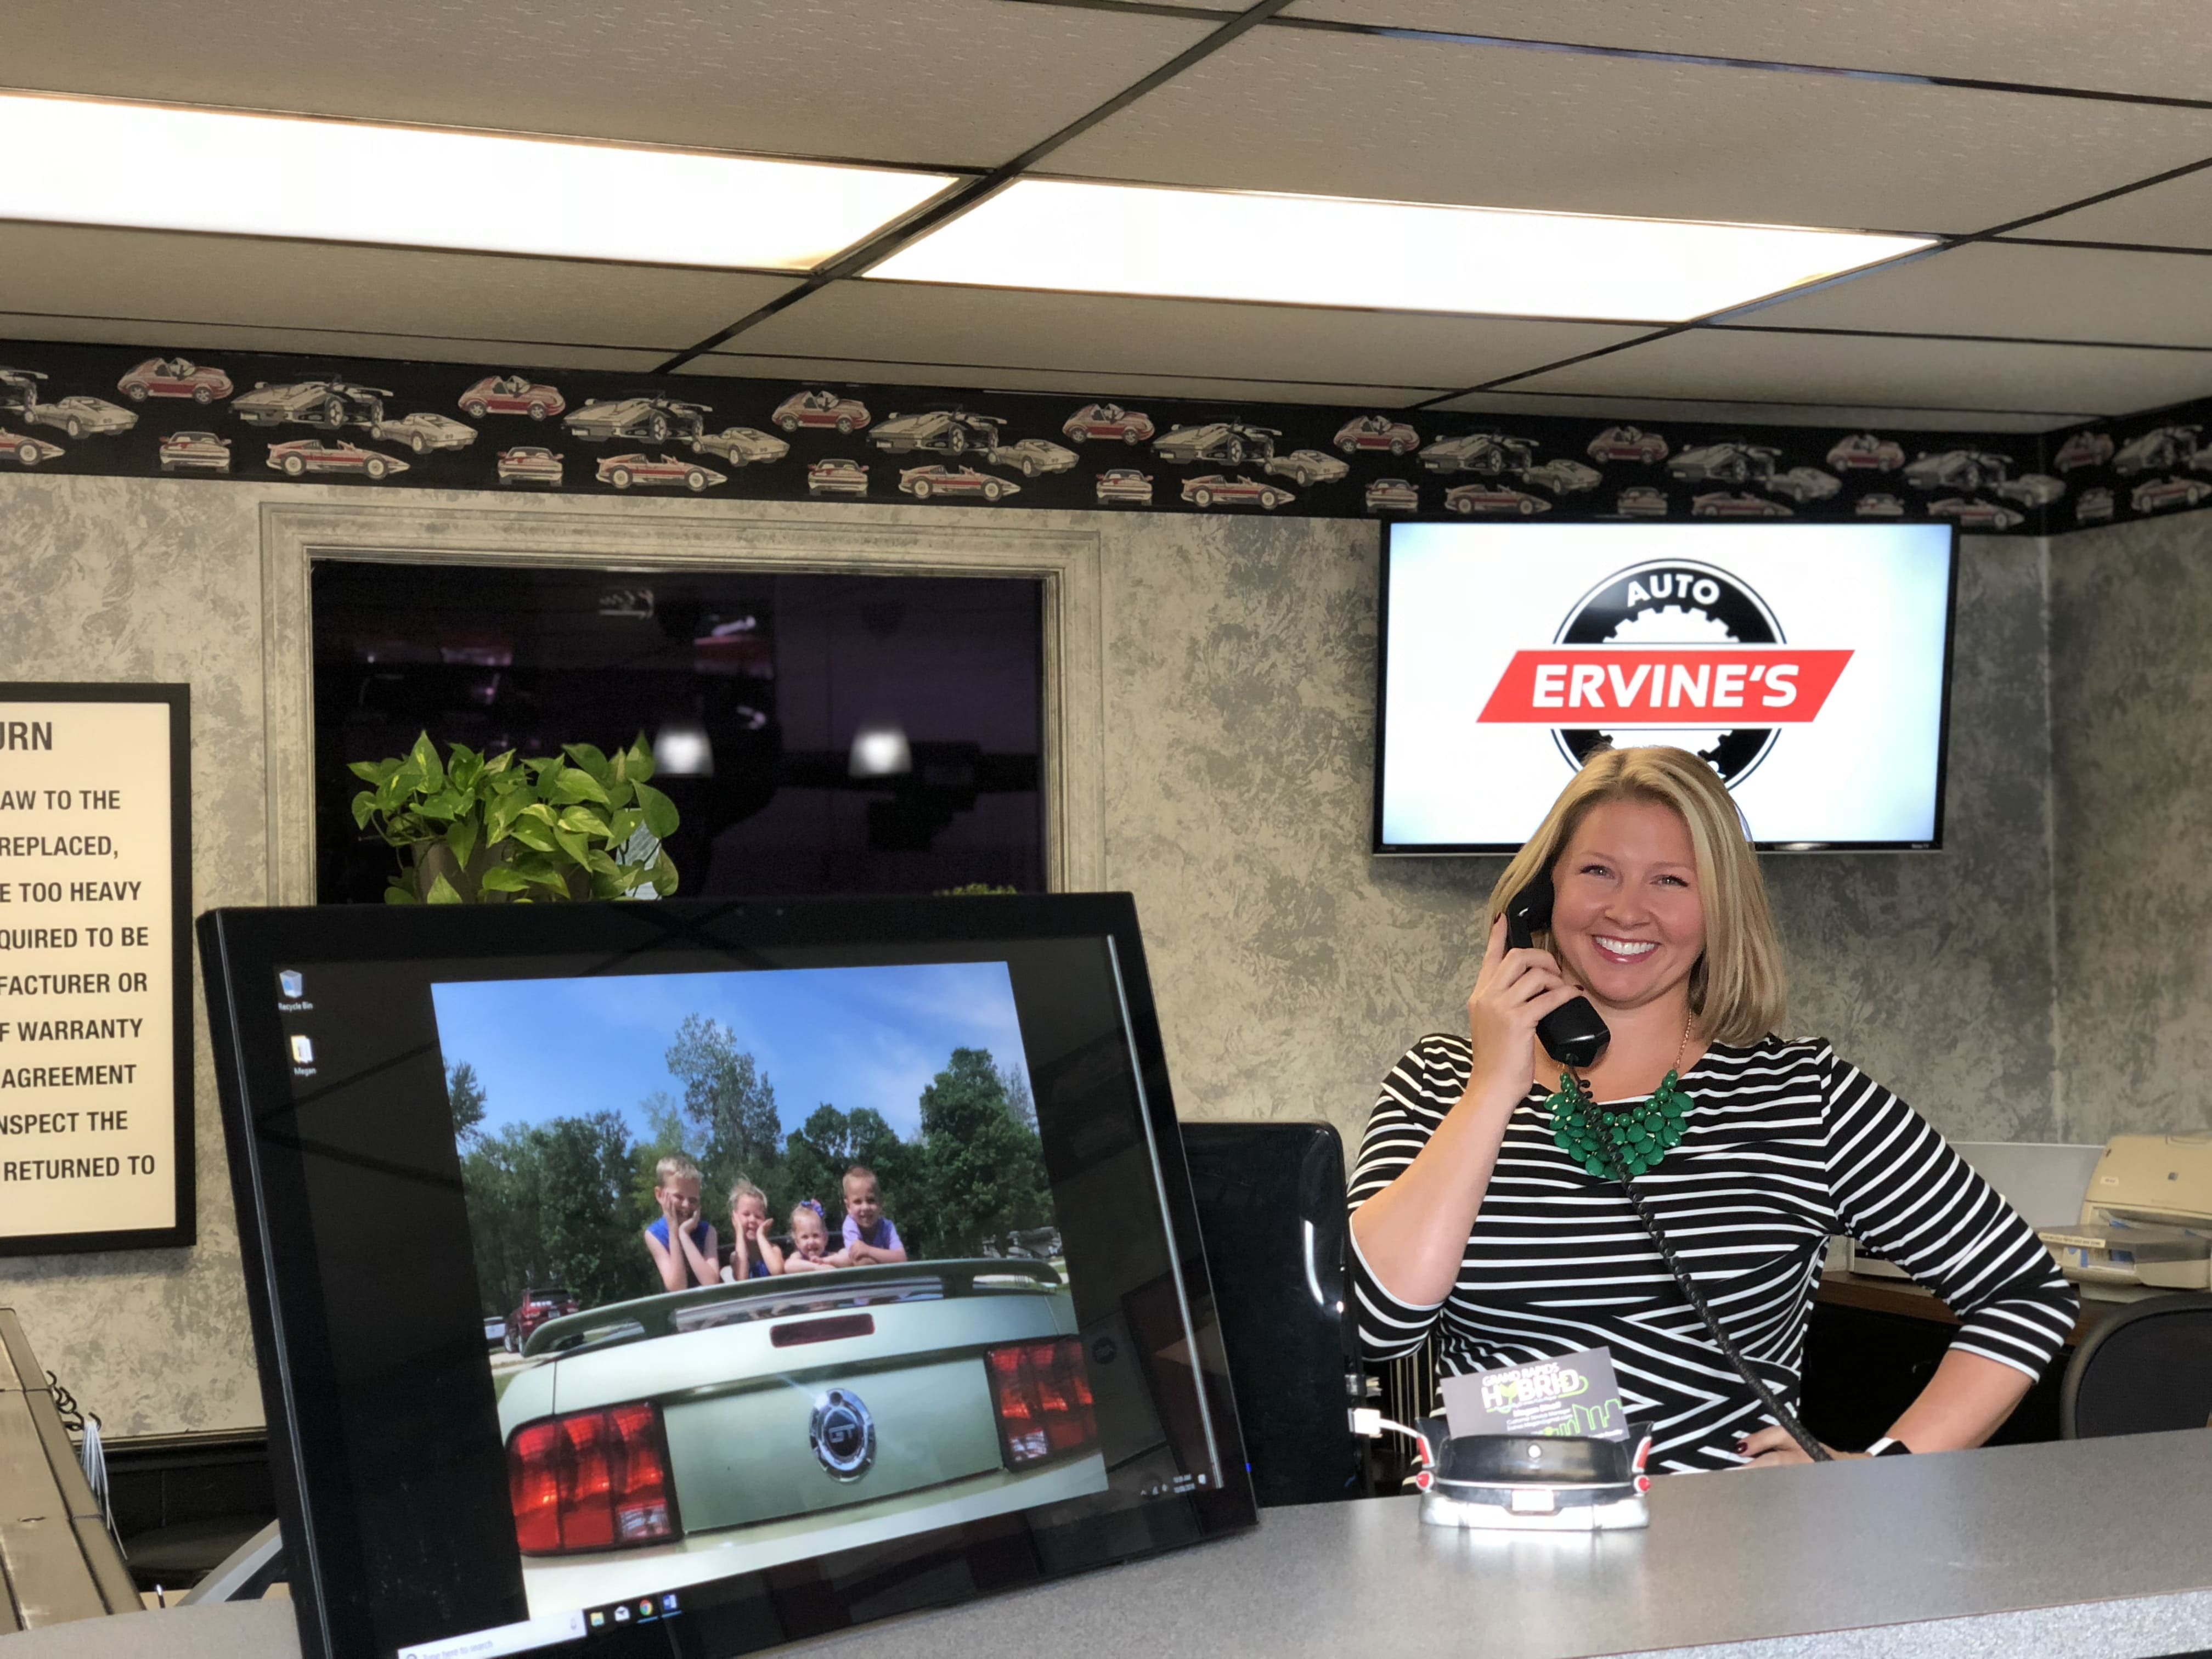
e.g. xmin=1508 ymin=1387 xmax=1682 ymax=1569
xmin=279 ymin=970 xmax=304 ymax=998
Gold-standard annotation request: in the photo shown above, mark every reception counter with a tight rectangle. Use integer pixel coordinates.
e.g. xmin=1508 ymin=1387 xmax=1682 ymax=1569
xmin=16 ymin=1429 xmax=2212 ymax=1659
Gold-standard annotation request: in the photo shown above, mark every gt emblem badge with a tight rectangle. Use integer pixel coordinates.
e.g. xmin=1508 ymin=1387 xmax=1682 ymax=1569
xmin=810 ymin=1389 xmax=876 ymax=1481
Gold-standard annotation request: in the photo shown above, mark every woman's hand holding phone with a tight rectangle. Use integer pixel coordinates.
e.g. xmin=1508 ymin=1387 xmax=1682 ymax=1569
xmin=1463 ymin=914 xmax=1585 ymax=1113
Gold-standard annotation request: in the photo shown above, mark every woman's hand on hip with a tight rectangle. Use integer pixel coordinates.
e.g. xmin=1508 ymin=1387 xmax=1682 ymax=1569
xmin=1464 ymin=913 xmax=1585 ymax=1111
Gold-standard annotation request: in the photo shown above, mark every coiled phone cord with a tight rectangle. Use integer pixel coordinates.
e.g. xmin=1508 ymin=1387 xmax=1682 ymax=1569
xmin=1592 ymin=1135 xmax=1833 ymax=1464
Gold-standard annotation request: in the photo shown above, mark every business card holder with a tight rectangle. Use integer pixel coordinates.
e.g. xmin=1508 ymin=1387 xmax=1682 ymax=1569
xmin=1412 ymin=1416 xmax=1654 ymax=1531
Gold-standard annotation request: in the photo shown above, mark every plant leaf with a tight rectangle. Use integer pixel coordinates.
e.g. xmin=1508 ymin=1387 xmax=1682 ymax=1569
xmin=483 ymin=749 xmax=517 ymax=775
xmin=409 ymin=731 xmax=445 ymax=792
xmin=383 ymin=882 xmax=417 ymax=905
xmin=425 ymin=873 xmax=465 ymax=905
xmin=609 ymin=808 xmax=644 ymax=846
xmin=624 ymin=732 xmax=656 ymax=783
xmin=552 ymin=826 xmax=591 ymax=867
xmin=515 ymin=860 xmax=571 ymax=893
xmin=550 ymin=769 xmax=612 ymax=806
xmin=583 ymin=848 xmax=621 ymax=877
xmin=562 ymin=743 xmax=613 ymax=786
xmin=647 ymin=848 xmax=680 ymax=896
xmin=417 ymin=788 xmax=469 ymax=821
xmin=351 ymin=791 xmax=378 ymax=830
xmin=447 ymin=814 xmax=480 ymax=869
xmin=348 ymin=758 xmax=401 ymax=785
xmin=447 ymin=744 xmax=484 ymax=793
xmin=557 ymin=806 xmax=611 ymax=839
xmin=633 ymin=781 xmax=680 ymax=840
xmin=508 ymin=820 xmax=557 ymax=854
xmin=476 ymin=865 xmax=532 ymax=893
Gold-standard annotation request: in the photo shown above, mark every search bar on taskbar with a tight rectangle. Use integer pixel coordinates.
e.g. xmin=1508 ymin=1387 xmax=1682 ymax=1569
xmin=397 ymin=1609 xmax=586 ymax=1659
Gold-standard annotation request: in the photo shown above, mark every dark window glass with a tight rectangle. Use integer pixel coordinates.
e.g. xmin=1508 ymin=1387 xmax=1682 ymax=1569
xmin=311 ymin=563 xmax=1043 ymax=901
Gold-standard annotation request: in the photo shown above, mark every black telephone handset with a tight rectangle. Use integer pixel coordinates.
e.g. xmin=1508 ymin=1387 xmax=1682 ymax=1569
xmin=1504 ymin=872 xmax=1612 ymax=1070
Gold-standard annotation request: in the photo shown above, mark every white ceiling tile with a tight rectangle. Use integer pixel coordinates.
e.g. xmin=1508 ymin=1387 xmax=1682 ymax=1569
xmin=1048 ymin=29 xmax=2212 ymax=233
xmin=678 ymin=354 xmax=1433 ymax=407
xmin=0 ymin=314 xmax=668 ymax=373
xmin=1424 ymin=390 xmax=2094 ymax=432
xmin=1281 ymin=1 xmax=2212 ymax=104
xmin=1733 ymin=242 xmax=2212 ymax=345
xmin=0 ymin=222 xmax=791 ymax=350
xmin=2 ymin=0 xmax=1212 ymax=167
xmin=726 ymin=280 xmax=1643 ymax=389
xmin=2006 ymin=167 xmax=2212 ymax=250
xmin=1509 ymin=329 xmax=2212 ymax=414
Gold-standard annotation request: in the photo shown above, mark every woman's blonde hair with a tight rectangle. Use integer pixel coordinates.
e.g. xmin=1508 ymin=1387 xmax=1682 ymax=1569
xmin=1484 ymin=746 xmax=1786 ymax=1045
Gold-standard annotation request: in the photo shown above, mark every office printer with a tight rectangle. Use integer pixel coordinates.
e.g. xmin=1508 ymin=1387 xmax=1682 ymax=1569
xmin=2038 ymin=1136 xmax=2212 ymax=1290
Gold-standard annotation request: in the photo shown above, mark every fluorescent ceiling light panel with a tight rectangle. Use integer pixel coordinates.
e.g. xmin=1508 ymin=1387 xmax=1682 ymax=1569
xmin=0 ymin=94 xmax=954 ymax=270
xmin=870 ymin=179 xmax=1934 ymax=321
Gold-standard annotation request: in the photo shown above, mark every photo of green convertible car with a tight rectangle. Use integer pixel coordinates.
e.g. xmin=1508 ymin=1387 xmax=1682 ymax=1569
xmin=499 ymin=1257 xmax=1104 ymax=1611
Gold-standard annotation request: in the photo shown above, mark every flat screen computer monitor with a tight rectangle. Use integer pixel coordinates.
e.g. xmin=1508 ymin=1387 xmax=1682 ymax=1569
xmin=199 ymin=895 xmax=1252 ymax=1659
xmin=1375 ymin=520 xmax=1959 ymax=852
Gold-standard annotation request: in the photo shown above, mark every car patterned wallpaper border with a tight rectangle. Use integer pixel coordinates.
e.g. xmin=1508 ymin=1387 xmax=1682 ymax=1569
xmin=0 ymin=336 xmax=2202 ymax=537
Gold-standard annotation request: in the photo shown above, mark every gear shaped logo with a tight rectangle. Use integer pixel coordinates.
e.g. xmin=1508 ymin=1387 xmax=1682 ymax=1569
xmin=1550 ymin=561 xmax=1785 ymax=786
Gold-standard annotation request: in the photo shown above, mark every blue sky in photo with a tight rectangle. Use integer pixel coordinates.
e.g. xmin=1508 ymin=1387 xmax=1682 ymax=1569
xmin=428 ymin=960 xmax=1031 ymax=1146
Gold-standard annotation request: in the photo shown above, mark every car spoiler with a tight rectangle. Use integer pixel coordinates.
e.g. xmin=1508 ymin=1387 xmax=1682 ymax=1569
xmin=522 ymin=1257 xmax=1063 ymax=1357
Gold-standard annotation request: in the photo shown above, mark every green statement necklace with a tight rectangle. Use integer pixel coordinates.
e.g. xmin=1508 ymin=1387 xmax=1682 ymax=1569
xmin=1545 ymin=1017 xmax=1696 ymax=1178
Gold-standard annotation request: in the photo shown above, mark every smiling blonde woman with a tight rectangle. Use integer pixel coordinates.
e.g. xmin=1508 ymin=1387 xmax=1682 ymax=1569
xmin=1348 ymin=745 xmax=2076 ymax=1473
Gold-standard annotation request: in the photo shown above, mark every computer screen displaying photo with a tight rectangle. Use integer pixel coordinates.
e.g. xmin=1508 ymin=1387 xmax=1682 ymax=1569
xmin=1375 ymin=521 xmax=1959 ymax=852
xmin=200 ymin=896 xmax=1251 ymax=1659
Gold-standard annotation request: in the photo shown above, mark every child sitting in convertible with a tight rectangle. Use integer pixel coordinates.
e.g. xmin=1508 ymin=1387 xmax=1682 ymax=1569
xmin=778 ymin=1199 xmax=845 ymax=1274
xmin=723 ymin=1177 xmax=783 ymax=1280
xmin=840 ymin=1164 xmax=908 ymax=1265
xmin=642 ymin=1152 xmax=719 ymax=1291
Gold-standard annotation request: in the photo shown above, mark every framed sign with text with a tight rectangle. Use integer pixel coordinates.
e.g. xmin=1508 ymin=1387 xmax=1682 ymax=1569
xmin=0 ymin=684 xmax=193 ymax=1254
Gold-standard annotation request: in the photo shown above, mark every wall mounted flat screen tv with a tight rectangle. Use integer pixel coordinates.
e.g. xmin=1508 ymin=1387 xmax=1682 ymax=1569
xmin=199 ymin=895 xmax=1251 ymax=1659
xmin=1374 ymin=521 xmax=1958 ymax=853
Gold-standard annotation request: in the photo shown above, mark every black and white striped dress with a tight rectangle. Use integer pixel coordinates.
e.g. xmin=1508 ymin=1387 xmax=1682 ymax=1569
xmin=1349 ymin=1032 xmax=2078 ymax=1472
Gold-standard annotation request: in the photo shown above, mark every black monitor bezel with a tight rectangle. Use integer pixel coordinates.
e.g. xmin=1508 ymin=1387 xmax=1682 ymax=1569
xmin=200 ymin=893 xmax=1256 ymax=1659
xmin=1370 ymin=518 xmax=1961 ymax=855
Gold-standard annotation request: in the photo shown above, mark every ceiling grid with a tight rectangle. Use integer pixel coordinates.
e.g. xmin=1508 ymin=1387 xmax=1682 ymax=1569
xmin=1 ymin=0 xmax=2210 ymax=426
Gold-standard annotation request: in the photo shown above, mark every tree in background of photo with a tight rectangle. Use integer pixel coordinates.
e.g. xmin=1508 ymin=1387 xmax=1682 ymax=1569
xmin=915 ymin=1047 xmax=1052 ymax=1256
xmin=665 ymin=1015 xmax=785 ymax=1179
xmin=782 ymin=1103 xmax=920 ymax=1243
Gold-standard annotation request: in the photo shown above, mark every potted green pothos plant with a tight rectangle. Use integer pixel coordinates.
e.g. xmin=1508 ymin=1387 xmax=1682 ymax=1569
xmin=349 ymin=731 xmax=680 ymax=904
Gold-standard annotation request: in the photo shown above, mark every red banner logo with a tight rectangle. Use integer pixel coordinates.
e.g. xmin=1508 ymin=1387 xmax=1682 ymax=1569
xmin=1477 ymin=648 xmax=1853 ymax=726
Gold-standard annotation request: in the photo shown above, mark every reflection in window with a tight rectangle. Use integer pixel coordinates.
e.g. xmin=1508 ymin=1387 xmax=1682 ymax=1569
xmin=312 ymin=563 xmax=1043 ymax=901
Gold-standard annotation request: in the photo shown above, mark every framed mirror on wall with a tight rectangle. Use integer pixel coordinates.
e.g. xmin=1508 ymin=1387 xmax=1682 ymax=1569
xmin=311 ymin=565 xmax=1046 ymax=900
xmin=256 ymin=502 xmax=1108 ymax=906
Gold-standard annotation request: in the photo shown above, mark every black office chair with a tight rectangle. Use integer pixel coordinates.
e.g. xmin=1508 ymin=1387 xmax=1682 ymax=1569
xmin=2060 ymin=1293 xmax=2212 ymax=1440
xmin=1180 ymin=1121 xmax=1362 ymax=1506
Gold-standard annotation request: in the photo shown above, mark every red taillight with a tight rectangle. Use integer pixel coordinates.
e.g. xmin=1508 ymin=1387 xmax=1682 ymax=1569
xmin=506 ymin=1401 xmax=677 ymax=1556
xmin=985 ymin=1338 xmax=1097 ymax=1468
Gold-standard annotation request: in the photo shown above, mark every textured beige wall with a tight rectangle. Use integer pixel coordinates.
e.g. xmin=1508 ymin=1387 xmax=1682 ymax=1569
xmin=0 ymin=473 xmax=2063 ymax=1434
xmin=2050 ymin=511 xmax=2212 ymax=1142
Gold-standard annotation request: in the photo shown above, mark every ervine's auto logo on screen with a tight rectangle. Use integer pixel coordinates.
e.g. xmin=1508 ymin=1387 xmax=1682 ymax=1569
xmin=1475 ymin=561 xmax=1853 ymax=786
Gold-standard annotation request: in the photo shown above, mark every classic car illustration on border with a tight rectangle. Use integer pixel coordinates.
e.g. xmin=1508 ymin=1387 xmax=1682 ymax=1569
xmin=266 ymin=439 xmax=410 ymax=479
xmin=1153 ymin=421 xmax=1280 ymax=466
xmin=1364 ymin=477 xmax=1419 ymax=512
xmin=236 ymin=379 xmax=393 ymax=428
xmin=774 ymin=390 xmax=872 ymax=433
xmin=462 ymin=375 xmax=566 ymax=420
xmin=2131 ymin=475 xmax=2212 ymax=514
xmin=1063 ymin=403 xmax=1154 ymax=444
xmin=871 ymin=409 xmax=1008 ymax=455
xmin=1826 ymin=434 xmax=1905 ymax=473
xmin=2114 ymin=427 xmax=2200 ymax=478
xmin=566 ymin=397 xmax=713 ymax=444
xmin=1520 ymin=458 xmax=1602 ymax=495
xmin=1615 ymin=486 xmax=1667 ymax=517
xmin=497 ymin=447 xmax=565 ymax=486
xmin=118 ymin=357 xmax=233 ymax=404
xmin=1335 ymin=414 xmax=1421 ymax=455
xmin=1903 ymin=449 xmax=2011 ymax=493
xmin=2075 ymin=486 xmax=2115 ymax=523
xmin=1928 ymin=496 xmax=2025 ymax=530
xmin=1691 ymin=491 xmax=1791 ymax=517
xmin=898 ymin=464 xmax=1020 ymax=501
xmin=1444 ymin=482 xmax=1548 ymax=515
xmin=157 ymin=431 xmax=231 ymax=472
xmin=0 ymin=428 xmax=64 ymax=467
xmin=498 ymin=1261 xmax=1104 ymax=1605
xmin=806 ymin=458 xmax=870 ymax=495
xmin=1264 ymin=449 xmax=1349 ymax=488
xmin=2053 ymin=431 xmax=2114 ymax=472
xmin=25 ymin=395 xmax=137 ymax=439
xmin=1993 ymin=473 xmax=2066 ymax=509
xmin=1419 ymin=432 xmax=1534 ymax=476
xmin=1094 ymin=468 xmax=1153 ymax=504
xmin=370 ymin=411 xmax=478 ymax=453
xmin=690 ymin=427 xmax=791 ymax=466
xmin=1181 ymin=473 xmax=1293 ymax=510
xmin=1854 ymin=493 xmax=1906 ymax=518
xmin=597 ymin=453 xmax=727 ymax=492
xmin=1587 ymin=426 xmax=1668 ymax=465
xmin=1763 ymin=466 xmax=1842 ymax=504
xmin=986 ymin=438 xmax=1078 ymax=477
xmin=1667 ymin=441 xmax=1781 ymax=484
